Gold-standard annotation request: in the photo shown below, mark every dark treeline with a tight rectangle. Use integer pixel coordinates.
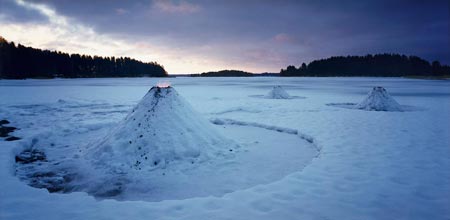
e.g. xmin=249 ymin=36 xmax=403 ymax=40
xmin=281 ymin=54 xmax=450 ymax=77
xmin=0 ymin=37 xmax=167 ymax=79
xmin=192 ymin=70 xmax=254 ymax=77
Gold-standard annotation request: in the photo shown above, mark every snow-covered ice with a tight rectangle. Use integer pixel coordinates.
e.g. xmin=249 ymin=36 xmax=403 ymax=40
xmin=11 ymin=85 xmax=317 ymax=201
xmin=0 ymin=77 xmax=449 ymax=220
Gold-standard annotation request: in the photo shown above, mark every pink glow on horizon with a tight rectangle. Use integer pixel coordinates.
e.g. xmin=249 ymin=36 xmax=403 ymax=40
xmin=156 ymin=81 xmax=171 ymax=88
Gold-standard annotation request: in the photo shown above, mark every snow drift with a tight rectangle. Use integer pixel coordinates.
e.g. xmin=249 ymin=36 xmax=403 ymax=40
xmin=85 ymin=86 xmax=239 ymax=171
xmin=265 ymin=86 xmax=291 ymax=99
xmin=355 ymin=86 xmax=403 ymax=111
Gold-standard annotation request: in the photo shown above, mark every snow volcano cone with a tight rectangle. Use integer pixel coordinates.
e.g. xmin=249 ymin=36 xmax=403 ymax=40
xmin=355 ymin=86 xmax=403 ymax=111
xmin=86 ymin=85 xmax=238 ymax=171
xmin=265 ymin=86 xmax=291 ymax=99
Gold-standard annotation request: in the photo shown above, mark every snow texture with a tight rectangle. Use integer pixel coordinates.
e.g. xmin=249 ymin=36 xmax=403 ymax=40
xmin=265 ymin=86 xmax=291 ymax=99
xmin=211 ymin=118 xmax=320 ymax=150
xmin=0 ymin=77 xmax=449 ymax=220
xmin=10 ymin=84 xmax=316 ymax=202
xmin=86 ymin=86 xmax=238 ymax=171
xmin=355 ymin=86 xmax=403 ymax=111
xmin=250 ymin=85 xmax=304 ymax=99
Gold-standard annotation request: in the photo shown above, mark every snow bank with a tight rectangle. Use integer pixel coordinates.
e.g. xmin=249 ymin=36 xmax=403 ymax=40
xmin=355 ymin=86 xmax=403 ymax=111
xmin=265 ymin=86 xmax=291 ymax=99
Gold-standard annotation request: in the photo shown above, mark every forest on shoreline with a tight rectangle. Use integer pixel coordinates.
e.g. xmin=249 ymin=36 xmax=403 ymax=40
xmin=191 ymin=70 xmax=253 ymax=77
xmin=0 ymin=37 xmax=167 ymax=79
xmin=1 ymin=37 xmax=449 ymax=79
xmin=280 ymin=54 xmax=450 ymax=77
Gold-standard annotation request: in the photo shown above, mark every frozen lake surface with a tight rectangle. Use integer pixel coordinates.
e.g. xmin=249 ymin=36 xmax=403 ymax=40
xmin=0 ymin=77 xmax=449 ymax=220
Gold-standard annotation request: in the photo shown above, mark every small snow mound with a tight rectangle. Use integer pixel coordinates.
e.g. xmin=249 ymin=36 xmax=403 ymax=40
xmin=56 ymin=99 xmax=67 ymax=104
xmin=265 ymin=86 xmax=291 ymax=99
xmin=355 ymin=87 xmax=403 ymax=111
xmin=85 ymin=86 xmax=238 ymax=171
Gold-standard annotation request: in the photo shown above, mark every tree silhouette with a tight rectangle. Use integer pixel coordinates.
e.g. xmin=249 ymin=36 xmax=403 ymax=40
xmin=192 ymin=70 xmax=253 ymax=77
xmin=0 ymin=37 xmax=167 ymax=79
xmin=281 ymin=54 xmax=449 ymax=77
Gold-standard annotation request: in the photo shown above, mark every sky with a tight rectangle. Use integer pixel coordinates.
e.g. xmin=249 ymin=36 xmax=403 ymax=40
xmin=0 ymin=0 xmax=449 ymax=74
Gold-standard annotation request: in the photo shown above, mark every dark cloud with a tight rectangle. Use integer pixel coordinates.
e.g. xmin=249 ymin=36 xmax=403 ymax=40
xmin=0 ymin=0 xmax=48 ymax=23
xmin=1 ymin=0 xmax=449 ymax=71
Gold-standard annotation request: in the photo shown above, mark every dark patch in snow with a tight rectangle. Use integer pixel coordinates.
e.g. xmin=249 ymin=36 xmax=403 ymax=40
xmin=15 ymin=149 xmax=47 ymax=164
xmin=5 ymin=136 xmax=21 ymax=141
xmin=0 ymin=120 xmax=21 ymax=141
xmin=0 ymin=125 xmax=16 ymax=137
xmin=15 ymin=149 xmax=67 ymax=192
xmin=15 ymin=147 xmax=80 ymax=194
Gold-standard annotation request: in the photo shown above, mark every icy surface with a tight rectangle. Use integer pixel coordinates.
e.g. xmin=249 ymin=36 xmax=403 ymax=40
xmin=1 ymin=77 xmax=449 ymax=220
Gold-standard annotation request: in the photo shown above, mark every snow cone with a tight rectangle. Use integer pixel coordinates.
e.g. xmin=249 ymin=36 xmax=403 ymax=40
xmin=355 ymin=86 xmax=403 ymax=111
xmin=86 ymin=83 xmax=238 ymax=171
xmin=265 ymin=86 xmax=291 ymax=99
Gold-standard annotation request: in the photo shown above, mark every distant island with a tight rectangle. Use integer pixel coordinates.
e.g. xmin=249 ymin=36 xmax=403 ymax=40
xmin=281 ymin=54 xmax=450 ymax=77
xmin=190 ymin=70 xmax=279 ymax=77
xmin=192 ymin=55 xmax=449 ymax=78
xmin=0 ymin=37 xmax=167 ymax=79
xmin=191 ymin=70 xmax=254 ymax=77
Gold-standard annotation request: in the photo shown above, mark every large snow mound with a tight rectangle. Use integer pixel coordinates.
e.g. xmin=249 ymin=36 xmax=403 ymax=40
xmin=265 ymin=86 xmax=291 ymax=99
xmin=85 ymin=86 xmax=238 ymax=171
xmin=355 ymin=86 xmax=403 ymax=111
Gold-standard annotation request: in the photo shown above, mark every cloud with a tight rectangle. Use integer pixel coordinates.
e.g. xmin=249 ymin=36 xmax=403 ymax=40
xmin=153 ymin=0 xmax=200 ymax=14
xmin=4 ymin=0 xmax=123 ymax=55
xmin=273 ymin=33 xmax=298 ymax=44
xmin=0 ymin=0 xmax=238 ymax=73
xmin=1 ymin=0 xmax=293 ymax=74
xmin=115 ymin=8 xmax=129 ymax=15
xmin=0 ymin=0 xmax=47 ymax=23
xmin=1 ymin=0 xmax=448 ymax=72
